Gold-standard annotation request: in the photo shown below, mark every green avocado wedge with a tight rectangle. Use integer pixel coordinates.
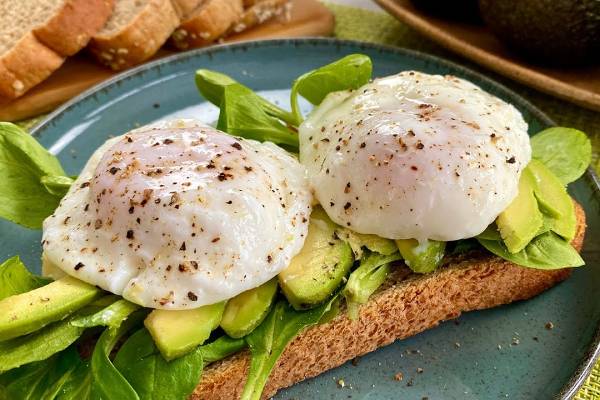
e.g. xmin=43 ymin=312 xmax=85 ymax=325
xmin=144 ymin=302 xmax=225 ymax=361
xmin=220 ymin=279 xmax=278 ymax=338
xmin=335 ymin=228 xmax=398 ymax=259
xmin=0 ymin=276 xmax=102 ymax=341
xmin=395 ymin=239 xmax=446 ymax=274
xmin=279 ymin=207 xmax=354 ymax=310
xmin=496 ymin=168 xmax=544 ymax=253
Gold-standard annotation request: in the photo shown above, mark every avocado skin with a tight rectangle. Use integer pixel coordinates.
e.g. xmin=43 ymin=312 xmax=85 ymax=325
xmin=220 ymin=278 xmax=278 ymax=338
xmin=0 ymin=276 xmax=102 ymax=341
xmin=279 ymin=207 xmax=354 ymax=310
xmin=479 ymin=0 xmax=600 ymax=65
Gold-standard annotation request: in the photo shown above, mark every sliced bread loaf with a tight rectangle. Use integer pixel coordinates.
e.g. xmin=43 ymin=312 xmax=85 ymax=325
xmin=88 ymin=0 xmax=193 ymax=70
xmin=228 ymin=0 xmax=291 ymax=36
xmin=0 ymin=0 xmax=114 ymax=99
xmin=170 ymin=0 xmax=244 ymax=50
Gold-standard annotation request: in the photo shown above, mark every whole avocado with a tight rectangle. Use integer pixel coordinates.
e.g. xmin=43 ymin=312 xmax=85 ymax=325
xmin=479 ymin=0 xmax=600 ymax=65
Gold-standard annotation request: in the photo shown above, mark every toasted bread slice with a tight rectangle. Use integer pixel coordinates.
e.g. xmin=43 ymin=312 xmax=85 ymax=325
xmin=0 ymin=0 xmax=114 ymax=99
xmin=170 ymin=0 xmax=243 ymax=50
xmin=193 ymin=200 xmax=586 ymax=399
xmin=88 ymin=0 xmax=202 ymax=70
xmin=228 ymin=0 xmax=291 ymax=36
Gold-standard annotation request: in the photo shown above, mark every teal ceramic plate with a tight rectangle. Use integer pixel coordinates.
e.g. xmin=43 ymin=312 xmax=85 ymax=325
xmin=2 ymin=39 xmax=599 ymax=399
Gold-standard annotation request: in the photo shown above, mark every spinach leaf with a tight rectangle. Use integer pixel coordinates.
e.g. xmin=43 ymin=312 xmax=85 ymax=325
xmin=530 ymin=127 xmax=591 ymax=185
xmin=195 ymin=70 xmax=297 ymax=126
xmin=217 ymin=84 xmax=299 ymax=150
xmin=72 ymin=299 xmax=141 ymax=328
xmin=0 ymin=256 xmax=51 ymax=300
xmin=290 ymin=54 xmax=372 ymax=121
xmin=343 ymin=252 xmax=402 ymax=320
xmin=0 ymin=122 xmax=70 ymax=229
xmin=0 ymin=319 xmax=85 ymax=373
xmin=0 ymin=346 xmax=81 ymax=400
xmin=114 ymin=328 xmax=204 ymax=400
xmin=200 ymin=335 xmax=246 ymax=365
xmin=241 ymin=297 xmax=338 ymax=400
xmin=56 ymin=358 xmax=92 ymax=400
xmin=477 ymin=232 xmax=584 ymax=269
xmin=90 ymin=311 xmax=146 ymax=400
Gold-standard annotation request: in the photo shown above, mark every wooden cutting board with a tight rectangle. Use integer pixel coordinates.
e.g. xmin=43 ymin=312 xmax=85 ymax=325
xmin=0 ymin=0 xmax=334 ymax=122
xmin=376 ymin=0 xmax=600 ymax=112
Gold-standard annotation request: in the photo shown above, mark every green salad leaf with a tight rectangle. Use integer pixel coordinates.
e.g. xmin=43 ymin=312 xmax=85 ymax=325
xmin=195 ymin=70 xmax=297 ymax=126
xmin=0 ymin=122 xmax=71 ymax=229
xmin=290 ymin=54 xmax=372 ymax=122
xmin=200 ymin=335 xmax=246 ymax=365
xmin=56 ymin=358 xmax=92 ymax=400
xmin=0 ymin=318 xmax=85 ymax=374
xmin=0 ymin=346 xmax=82 ymax=400
xmin=530 ymin=127 xmax=592 ymax=185
xmin=343 ymin=252 xmax=402 ymax=320
xmin=72 ymin=299 xmax=140 ymax=328
xmin=41 ymin=175 xmax=75 ymax=197
xmin=241 ymin=297 xmax=338 ymax=400
xmin=0 ymin=256 xmax=51 ymax=300
xmin=90 ymin=311 xmax=146 ymax=400
xmin=114 ymin=328 xmax=204 ymax=400
xmin=477 ymin=232 xmax=584 ymax=269
xmin=217 ymin=84 xmax=299 ymax=150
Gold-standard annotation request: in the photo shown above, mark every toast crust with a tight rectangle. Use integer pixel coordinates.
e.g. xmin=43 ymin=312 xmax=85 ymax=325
xmin=170 ymin=0 xmax=243 ymax=50
xmin=0 ymin=0 xmax=114 ymax=99
xmin=228 ymin=0 xmax=291 ymax=36
xmin=88 ymin=0 xmax=181 ymax=70
xmin=194 ymin=200 xmax=587 ymax=399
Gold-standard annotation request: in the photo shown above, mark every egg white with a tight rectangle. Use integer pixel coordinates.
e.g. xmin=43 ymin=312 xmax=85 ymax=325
xmin=299 ymin=71 xmax=531 ymax=241
xmin=42 ymin=119 xmax=312 ymax=309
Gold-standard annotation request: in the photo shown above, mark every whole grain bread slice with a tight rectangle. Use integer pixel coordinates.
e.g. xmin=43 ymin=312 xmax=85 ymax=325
xmin=88 ymin=0 xmax=202 ymax=70
xmin=170 ymin=0 xmax=244 ymax=50
xmin=228 ymin=0 xmax=291 ymax=36
xmin=193 ymin=200 xmax=587 ymax=399
xmin=0 ymin=0 xmax=114 ymax=99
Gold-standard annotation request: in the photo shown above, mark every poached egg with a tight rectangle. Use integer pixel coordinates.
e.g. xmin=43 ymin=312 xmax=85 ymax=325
xmin=42 ymin=119 xmax=312 ymax=309
xmin=299 ymin=71 xmax=531 ymax=241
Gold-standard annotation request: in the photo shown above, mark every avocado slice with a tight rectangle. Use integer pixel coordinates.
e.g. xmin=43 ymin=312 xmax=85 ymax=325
xmin=0 ymin=276 xmax=102 ymax=341
xmin=220 ymin=278 xmax=278 ymax=338
xmin=335 ymin=228 xmax=398 ymax=258
xmin=144 ymin=301 xmax=225 ymax=361
xmin=279 ymin=207 xmax=354 ymax=310
xmin=395 ymin=239 xmax=445 ymax=274
xmin=527 ymin=159 xmax=577 ymax=241
xmin=496 ymin=168 xmax=544 ymax=253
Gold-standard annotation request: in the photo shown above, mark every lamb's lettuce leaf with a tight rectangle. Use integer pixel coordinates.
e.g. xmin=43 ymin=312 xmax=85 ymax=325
xmin=0 ymin=256 xmax=51 ymax=300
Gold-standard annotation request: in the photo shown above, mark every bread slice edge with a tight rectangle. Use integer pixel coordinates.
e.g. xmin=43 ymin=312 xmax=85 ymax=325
xmin=193 ymin=200 xmax=587 ymax=399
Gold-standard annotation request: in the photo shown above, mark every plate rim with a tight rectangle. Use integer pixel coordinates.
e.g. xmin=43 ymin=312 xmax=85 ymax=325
xmin=28 ymin=37 xmax=600 ymax=399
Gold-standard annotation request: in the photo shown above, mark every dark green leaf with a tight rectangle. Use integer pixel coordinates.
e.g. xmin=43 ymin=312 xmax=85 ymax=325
xmin=530 ymin=127 xmax=592 ymax=185
xmin=0 ymin=319 xmax=85 ymax=374
xmin=195 ymin=69 xmax=298 ymax=126
xmin=114 ymin=328 xmax=203 ymax=400
xmin=0 ymin=346 xmax=81 ymax=400
xmin=90 ymin=311 xmax=146 ymax=400
xmin=241 ymin=297 xmax=338 ymax=400
xmin=200 ymin=335 xmax=246 ymax=365
xmin=477 ymin=232 xmax=584 ymax=269
xmin=71 ymin=299 xmax=140 ymax=328
xmin=0 ymin=122 xmax=69 ymax=229
xmin=343 ymin=252 xmax=402 ymax=319
xmin=290 ymin=54 xmax=372 ymax=121
xmin=217 ymin=84 xmax=299 ymax=150
xmin=0 ymin=256 xmax=51 ymax=300
xmin=56 ymin=359 xmax=92 ymax=400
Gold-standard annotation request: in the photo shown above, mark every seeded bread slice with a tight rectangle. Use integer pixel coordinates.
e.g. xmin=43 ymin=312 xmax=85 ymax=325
xmin=228 ymin=0 xmax=291 ymax=36
xmin=170 ymin=0 xmax=244 ymax=50
xmin=193 ymin=200 xmax=586 ymax=399
xmin=0 ymin=0 xmax=114 ymax=99
xmin=88 ymin=0 xmax=202 ymax=70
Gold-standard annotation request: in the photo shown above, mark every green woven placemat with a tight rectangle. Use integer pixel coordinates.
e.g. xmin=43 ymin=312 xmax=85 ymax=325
xmin=325 ymin=4 xmax=600 ymax=399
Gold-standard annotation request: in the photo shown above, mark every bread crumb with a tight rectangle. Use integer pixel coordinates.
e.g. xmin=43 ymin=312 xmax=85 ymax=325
xmin=394 ymin=372 xmax=403 ymax=381
xmin=454 ymin=342 xmax=461 ymax=348
xmin=337 ymin=379 xmax=345 ymax=388
xmin=545 ymin=321 xmax=554 ymax=330
xmin=417 ymin=367 xmax=424 ymax=374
